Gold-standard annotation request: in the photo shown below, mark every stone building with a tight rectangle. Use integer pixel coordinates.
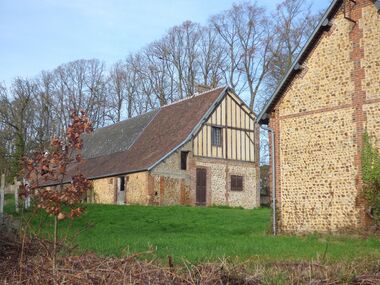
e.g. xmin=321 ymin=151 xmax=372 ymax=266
xmin=258 ymin=0 xmax=380 ymax=232
xmin=75 ymin=87 xmax=259 ymax=208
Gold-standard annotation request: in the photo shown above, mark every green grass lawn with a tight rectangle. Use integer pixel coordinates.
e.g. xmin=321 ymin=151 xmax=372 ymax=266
xmin=4 ymin=194 xmax=380 ymax=263
xmin=4 ymin=193 xmax=16 ymax=214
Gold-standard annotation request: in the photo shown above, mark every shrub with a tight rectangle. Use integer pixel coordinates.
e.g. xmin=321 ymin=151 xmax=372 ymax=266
xmin=362 ymin=132 xmax=380 ymax=225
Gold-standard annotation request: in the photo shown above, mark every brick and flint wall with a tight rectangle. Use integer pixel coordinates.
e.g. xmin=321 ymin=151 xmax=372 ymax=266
xmin=269 ymin=0 xmax=380 ymax=233
xmin=151 ymin=142 xmax=259 ymax=209
xmin=91 ymin=133 xmax=259 ymax=208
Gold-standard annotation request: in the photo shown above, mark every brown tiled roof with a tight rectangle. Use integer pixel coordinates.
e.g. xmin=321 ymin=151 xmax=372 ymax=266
xmin=64 ymin=86 xmax=227 ymax=181
xmin=81 ymin=110 xmax=159 ymax=159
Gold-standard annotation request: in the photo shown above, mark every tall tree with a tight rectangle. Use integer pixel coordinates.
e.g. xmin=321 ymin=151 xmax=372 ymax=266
xmin=265 ymin=0 xmax=321 ymax=97
xmin=211 ymin=2 xmax=272 ymax=110
xmin=108 ymin=61 xmax=127 ymax=123
xmin=197 ymin=27 xmax=225 ymax=88
xmin=0 ymin=79 xmax=37 ymax=178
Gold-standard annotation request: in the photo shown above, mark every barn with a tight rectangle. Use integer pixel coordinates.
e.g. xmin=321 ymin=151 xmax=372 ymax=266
xmin=73 ymin=86 xmax=260 ymax=208
xmin=258 ymin=0 xmax=380 ymax=232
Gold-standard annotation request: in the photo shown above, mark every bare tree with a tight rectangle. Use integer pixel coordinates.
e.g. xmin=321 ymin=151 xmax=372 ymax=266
xmin=0 ymin=83 xmax=12 ymax=177
xmin=0 ymin=78 xmax=37 ymax=178
xmin=127 ymin=53 xmax=157 ymax=114
xmin=174 ymin=21 xmax=201 ymax=97
xmin=34 ymin=71 xmax=59 ymax=147
xmin=210 ymin=10 xmax=243 ymax=91
xmin=52 ymin=59 xmax=108 ymax=129
xmin=197 ymin=27 xmax=225 ymax=88
xmin=258 ymin=0 xmax=323 ymax=165
xmin=211 ymin=2 xmax=272 ymax=110
xmin=140 ymin=43 xmax=172 ymax=107
xmin=108 ymin=61 xmax=127 ymax=123
xmin=265 ymin=0 xmax=321 ymax=96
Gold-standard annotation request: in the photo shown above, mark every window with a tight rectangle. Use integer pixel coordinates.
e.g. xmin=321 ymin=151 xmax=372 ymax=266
xmin=181 ymin=151 xmax=189 ymax=170
xmin=231 ymin=175 xmax=243 ymax=191
xmin=211 ymin=126 xmax=222 ymax=147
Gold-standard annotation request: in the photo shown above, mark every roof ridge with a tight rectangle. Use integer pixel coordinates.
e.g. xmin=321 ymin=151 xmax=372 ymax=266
xmin=90 ymin=86 xmax=226 ymax=133
xmin=91 ymin=109 xmax=158 ymax=134
xmin=160 ymin=86 xmax=227 ymax=109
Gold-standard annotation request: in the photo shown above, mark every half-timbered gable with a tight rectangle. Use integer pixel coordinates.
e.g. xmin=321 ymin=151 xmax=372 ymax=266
xmin=193 ymin=91 xmax=256 ymax=162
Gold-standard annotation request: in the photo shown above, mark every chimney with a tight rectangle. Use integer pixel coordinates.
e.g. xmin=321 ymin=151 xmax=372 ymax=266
xmin=196 ymin=84 xmax=211 ymax=94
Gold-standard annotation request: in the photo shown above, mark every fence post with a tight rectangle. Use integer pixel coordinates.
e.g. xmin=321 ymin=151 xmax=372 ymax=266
xmin=0 ymin=173 xmax=5 ymax=220
xmin=23 ymin=178 xmax=31 ymax=209
xmin=14 ymin=177 xmax=19 ymax=214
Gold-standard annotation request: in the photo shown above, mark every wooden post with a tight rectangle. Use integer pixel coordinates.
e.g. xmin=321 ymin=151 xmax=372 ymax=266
xmin=0 ymin=173 xmax=5 ymax=219
xmin=23 ymin=178 xmax=31 ymax=209
xmin=14 ymin=177 xmax=19 ymax=213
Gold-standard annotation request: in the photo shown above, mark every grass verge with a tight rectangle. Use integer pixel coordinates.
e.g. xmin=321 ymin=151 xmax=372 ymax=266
xmin=4 ymin=194 xmax=378 ymax=264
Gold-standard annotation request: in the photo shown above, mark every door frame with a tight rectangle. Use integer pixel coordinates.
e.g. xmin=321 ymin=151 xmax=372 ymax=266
xmin=116 ymin=176 xmax=126 ymax=205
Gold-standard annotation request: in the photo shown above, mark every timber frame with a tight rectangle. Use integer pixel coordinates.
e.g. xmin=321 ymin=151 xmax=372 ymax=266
xmin=192 ymin=91 xmax=256 ymax=162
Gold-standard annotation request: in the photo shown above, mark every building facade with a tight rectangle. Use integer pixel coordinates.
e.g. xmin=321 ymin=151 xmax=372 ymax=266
xmin=82 ymin=87 xmax=260 ymax=208
xmin=258 ymin=0 xmax=380 ymax=232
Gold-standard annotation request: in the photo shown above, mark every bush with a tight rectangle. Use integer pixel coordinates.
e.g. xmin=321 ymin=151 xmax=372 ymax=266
xmin=362 ymin=132 xmax=380 ymax=225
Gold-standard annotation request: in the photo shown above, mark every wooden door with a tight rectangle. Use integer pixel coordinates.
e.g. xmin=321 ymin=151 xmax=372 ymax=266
xmin=196 ymin=168 xmax=207 ymax=206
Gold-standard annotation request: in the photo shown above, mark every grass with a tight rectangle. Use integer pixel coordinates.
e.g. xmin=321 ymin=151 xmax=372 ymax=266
xmin=4 ymin=194 xmax=380 ymax=263
xmin=4 ymin=193 xmax=16 ymax=215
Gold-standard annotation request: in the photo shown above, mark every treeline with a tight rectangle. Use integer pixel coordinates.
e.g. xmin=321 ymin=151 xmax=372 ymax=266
xmin=0 ymin=0 xmax=321 ymax=179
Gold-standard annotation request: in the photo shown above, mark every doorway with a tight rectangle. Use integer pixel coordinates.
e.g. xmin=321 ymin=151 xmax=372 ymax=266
xmin=117 ymin=176 xmax=125 ymax=205
xmin=196 ymin=168 xmax=207 ymax=206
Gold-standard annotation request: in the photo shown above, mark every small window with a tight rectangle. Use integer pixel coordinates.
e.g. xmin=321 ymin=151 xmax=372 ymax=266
xmin=108 ymin=178 xmax=113 ymax=185
xmin=181 ymin=151 xmax=189 ymax=170
xmin=231 ymin=175 xmax=243 ymax=191
xmin=211 ymin=126 xmax=222 ymax=147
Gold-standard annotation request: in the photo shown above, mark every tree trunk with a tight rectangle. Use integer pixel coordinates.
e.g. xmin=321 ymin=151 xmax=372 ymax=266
xmin=53 ymin=215 xmax=58 ymax=276
xmin=15 ymin=177 xmax=19 ymax=214
xmin=0 ymin=173 xmax=4 ymax=218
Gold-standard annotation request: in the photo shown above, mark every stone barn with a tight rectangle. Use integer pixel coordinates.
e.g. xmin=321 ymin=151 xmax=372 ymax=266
xmin=73 ymin=87 xmax=259 ymax=208
xmin=258 ymin=0 xmax=380 ymax=232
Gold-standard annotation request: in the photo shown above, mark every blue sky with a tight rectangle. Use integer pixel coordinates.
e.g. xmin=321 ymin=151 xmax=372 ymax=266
xmin=0 ymin=0 xmax=331 ymax=86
